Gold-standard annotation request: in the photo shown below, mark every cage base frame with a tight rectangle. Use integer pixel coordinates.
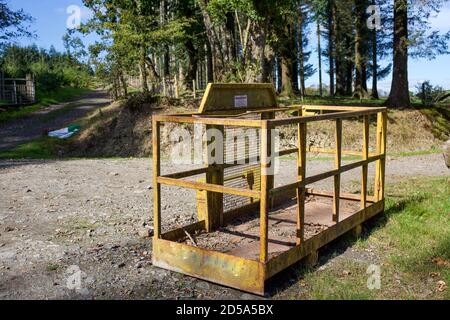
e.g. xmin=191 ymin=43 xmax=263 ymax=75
xmin=152 ymin=194 xmax=384 ymax=296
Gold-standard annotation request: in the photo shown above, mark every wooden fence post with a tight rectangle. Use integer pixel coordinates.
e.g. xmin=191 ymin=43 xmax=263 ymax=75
xmin=12 ymin=80 xmax=17 ymax=105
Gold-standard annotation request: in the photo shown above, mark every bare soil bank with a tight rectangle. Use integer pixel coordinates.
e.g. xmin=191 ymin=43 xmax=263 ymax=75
xmin=61 ymin=98 xmax=445 ymax=158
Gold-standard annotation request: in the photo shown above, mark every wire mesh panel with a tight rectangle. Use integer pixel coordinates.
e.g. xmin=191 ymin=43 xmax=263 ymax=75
xmin=223 ymin=164 xmax=261 ymax=212
xmin=223 ymin=115 xmax=261 ymax=213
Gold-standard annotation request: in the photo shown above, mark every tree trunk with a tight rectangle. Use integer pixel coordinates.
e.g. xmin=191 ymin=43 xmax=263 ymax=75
xmin=371 ymin=28 xmax=379 ymax=99
xmin=119 ymin=70 xmax=127 ymax=98
xmin=281 ymin=56 xmax=293 ymax=96
xmin=145 ymin=55 xmax=160 ymax=81
xmin=206 ymin=40 xmax=214 ymax=83
xmin=278 ymin=16 xmax=295 ymax=96
xmin=262 ymin=47 xmax=274 ymax=83
xmin=335 ymin=55 xmax=345 ymax=96
xmin=334 ymin=4 xmax=345 ymax=97
xmin=354 ymin=0 xmax=369 ymax=98
xmin=298 ymin=6 xmax=306 ymax=97
xmin=163 ymin=47 xmax=170 ymax=77
xmin=198 ymin=0 xmax=224 ymax=80
xmin=185 ymin=39 xmax=198 ymax=90
xmin=386 ymin=0 xmax=410 ymax=107
xmin=328 ymin=1 xmax=335 ymax=96
xmin=225 ymin=12 xmax=237 ymax=62
xmin=112 ymin=77 xmax=119 ymax=100
xmin=248 ymin=21 xmax=267 ymax=83
xmin=160 ymin=0 xmax=170 ymax=78
xmin=178 ymin=62 xmax=185 ymax=91
xmin=345 ymin=60 xmax=353 ymax=96
xmin=317 ymin=19 xmax=323 ymax=97
xmin=139 ymin=46 xmax=149 ymax=95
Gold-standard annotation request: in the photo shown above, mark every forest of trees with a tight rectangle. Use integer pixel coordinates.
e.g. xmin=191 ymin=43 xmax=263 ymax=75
xmin=78 ymin=0 xmax=450 ymax=108
xmin=1 ymin=0 xmax=450 ymax=107
xmin=0 ymin=44 xmax=93 ymax=92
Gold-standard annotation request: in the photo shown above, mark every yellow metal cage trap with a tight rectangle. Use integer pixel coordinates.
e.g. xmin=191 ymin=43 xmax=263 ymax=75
xmin=151 ymin=83 xmax=387 ymax=295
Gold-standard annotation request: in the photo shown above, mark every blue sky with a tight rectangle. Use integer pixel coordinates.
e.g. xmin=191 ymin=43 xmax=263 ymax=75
xmin=8 ymin=0 xmax=450 ymax=92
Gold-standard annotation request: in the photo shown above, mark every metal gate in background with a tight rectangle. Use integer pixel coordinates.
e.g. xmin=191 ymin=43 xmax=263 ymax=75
xmin=0 ymin=72 xmax=36 ymax=106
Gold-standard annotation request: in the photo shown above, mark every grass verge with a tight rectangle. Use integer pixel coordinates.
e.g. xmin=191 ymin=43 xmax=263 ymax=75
xmin=419 ymin=104 xmax=450 ymax=141
xmin=0 ymin=137 xmax=66 ymax=159
xmin=274 ymin=177 xmax=449 ymax=300
xmin=0 ymin=87 xmax=91 ymax=124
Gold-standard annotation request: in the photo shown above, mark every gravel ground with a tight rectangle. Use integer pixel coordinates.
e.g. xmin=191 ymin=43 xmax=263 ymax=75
xmin=0 ymin=154 xmax=448 ymax=299
xmin=0 ymin=90 xmax=110 ymax=151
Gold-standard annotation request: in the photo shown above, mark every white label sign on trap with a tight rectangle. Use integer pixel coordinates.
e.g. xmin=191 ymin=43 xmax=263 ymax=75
xmin=234 ymin=95 xmax=248 ymax=108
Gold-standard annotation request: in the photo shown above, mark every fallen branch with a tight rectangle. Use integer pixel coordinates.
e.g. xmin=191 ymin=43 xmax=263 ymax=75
xmin=183 ymin=229 xmax=198 ymax=247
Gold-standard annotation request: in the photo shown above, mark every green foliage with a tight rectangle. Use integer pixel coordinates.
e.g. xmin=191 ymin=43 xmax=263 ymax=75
xmin=409 ymin=1 xmax=450 ymax=60
xmin=30 ymin=61 xmax=64 ymax=92
xmin=0 ymin=44 xmax=93 ymax=92
xmin=415 ymin=81 xmax=446 ymax=106
xmin=0 ymin=0 xmax=34 ymax=47
xmin=123 ymin=91 xmax=159 ymax=112
xmin=75 ymin=0 xmax=450 ymax=103
xmin=81 ymin=0 xmax=192 ymax=97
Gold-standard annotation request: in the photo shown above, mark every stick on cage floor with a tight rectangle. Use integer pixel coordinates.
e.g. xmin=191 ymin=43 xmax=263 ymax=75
xmin=152 ymin=83 xmax=387 ymax=295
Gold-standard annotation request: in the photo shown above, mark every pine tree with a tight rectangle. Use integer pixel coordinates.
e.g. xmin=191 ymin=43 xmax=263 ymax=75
xmin=386 ymin=0 xmax=450 ymax=107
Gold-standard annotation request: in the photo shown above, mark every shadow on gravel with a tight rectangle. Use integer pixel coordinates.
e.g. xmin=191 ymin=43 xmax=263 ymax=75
xmin=264 ymin=194 xmax=427 ymax=298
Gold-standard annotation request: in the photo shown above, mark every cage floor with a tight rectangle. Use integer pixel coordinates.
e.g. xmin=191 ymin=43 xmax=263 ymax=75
xmin=179 ymin=196 xmax=361 ymax=260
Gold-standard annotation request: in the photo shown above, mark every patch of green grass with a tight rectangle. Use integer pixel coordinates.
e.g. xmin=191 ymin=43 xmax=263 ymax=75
xmin=419 ymin=105 xmax=450 ymax=141
xmin=0 ymin=137 xmax=66 ymax=159
xmin=277 ymin=177 xmax=450 ymax=300
xmin=394 ymin=147 xmax=443 ymax=157
xmin=0 ymin=87 xmax=92 ymax=124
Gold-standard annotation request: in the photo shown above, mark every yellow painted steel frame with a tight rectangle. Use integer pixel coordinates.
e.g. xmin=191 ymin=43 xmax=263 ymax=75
xmin=152 ymin=84 xmax=387 ymax=295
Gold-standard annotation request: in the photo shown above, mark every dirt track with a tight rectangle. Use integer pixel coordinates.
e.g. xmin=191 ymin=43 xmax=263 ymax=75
xmin=0 ymin=154 xmax=448 ymax=299
xmin=0 ymin=90 xmax=110 ymax=151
